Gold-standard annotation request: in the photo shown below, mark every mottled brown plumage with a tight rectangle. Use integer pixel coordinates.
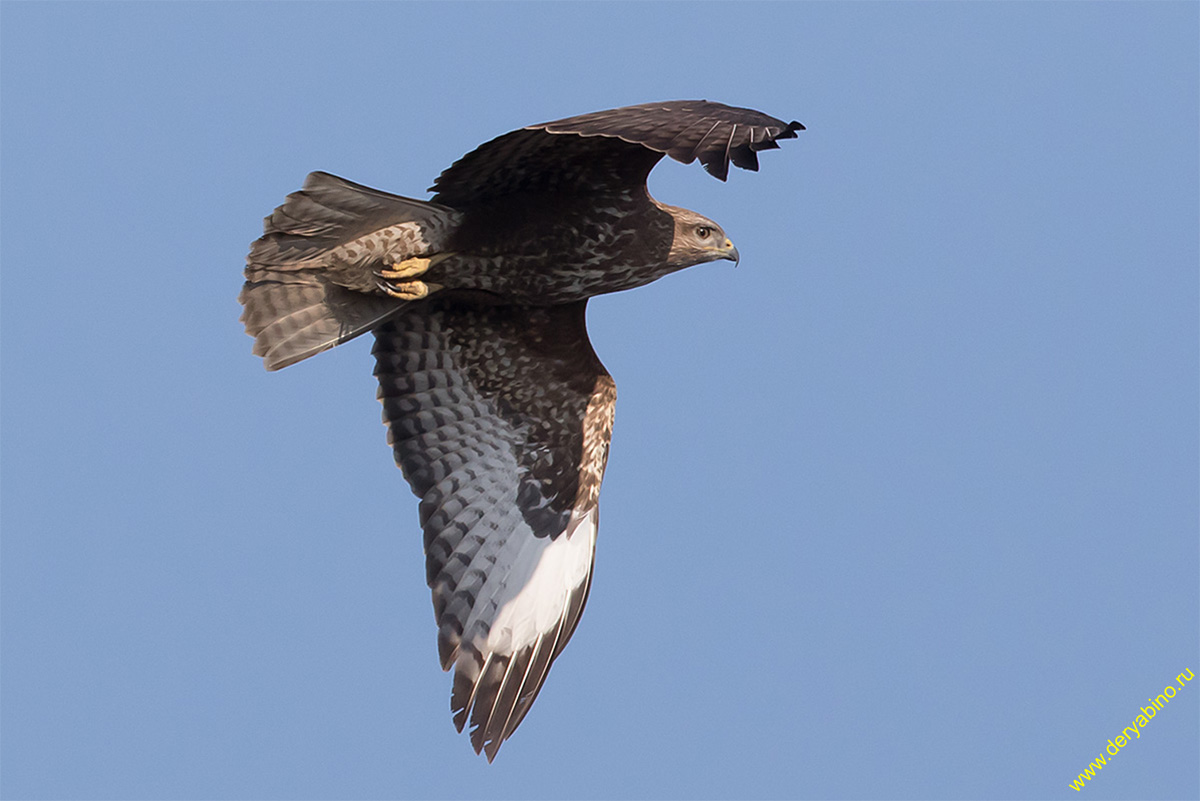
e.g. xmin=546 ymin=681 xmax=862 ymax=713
xmin=239 ymin=101 xmax=801 ymax=760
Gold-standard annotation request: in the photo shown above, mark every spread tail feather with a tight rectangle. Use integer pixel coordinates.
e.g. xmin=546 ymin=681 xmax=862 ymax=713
xmin=238 ymin=278 xmax=402 ymax=371
xmin=239 ymin=171 xmax=460 ymax=370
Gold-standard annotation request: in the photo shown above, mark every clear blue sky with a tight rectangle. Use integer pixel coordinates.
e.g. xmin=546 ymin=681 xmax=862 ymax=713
xmin=2 ymin=3 xmax=1196 ymax=799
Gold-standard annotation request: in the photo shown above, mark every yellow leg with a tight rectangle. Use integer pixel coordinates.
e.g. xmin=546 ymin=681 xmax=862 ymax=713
xmin=378 ymin=252 xmax=456 ymax=280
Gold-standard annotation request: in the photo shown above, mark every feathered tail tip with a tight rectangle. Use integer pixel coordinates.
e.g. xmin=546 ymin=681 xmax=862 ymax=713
xmin=238 ymin=279 xmax=402 ymax=370
xmin=239 ymin=171 xmax=459 ymax=370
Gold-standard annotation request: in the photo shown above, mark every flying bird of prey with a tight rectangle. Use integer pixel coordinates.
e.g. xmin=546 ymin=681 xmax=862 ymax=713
xmin=240 ymin=100 xmax=802 ymax=760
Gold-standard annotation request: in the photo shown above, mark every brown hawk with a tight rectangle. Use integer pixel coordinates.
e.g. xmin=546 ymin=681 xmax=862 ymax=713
xmin=240 ymin=100 xmax=802 ymax=760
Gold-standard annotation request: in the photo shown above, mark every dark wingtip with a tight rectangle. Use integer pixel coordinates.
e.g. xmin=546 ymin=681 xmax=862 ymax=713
xmin=776 ymin=121 xmax=804 ymax=140
xmin=702 ymin=159 xmax=731 ymax=181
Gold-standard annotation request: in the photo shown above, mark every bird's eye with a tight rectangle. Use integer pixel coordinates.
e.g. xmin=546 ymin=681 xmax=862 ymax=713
xmin=696 ymin=225 xmax=712 ymax=239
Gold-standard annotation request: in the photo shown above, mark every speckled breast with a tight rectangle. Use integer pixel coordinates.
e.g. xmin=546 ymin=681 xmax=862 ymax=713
xmin=425 ymin=191 xmax=678 ymax=302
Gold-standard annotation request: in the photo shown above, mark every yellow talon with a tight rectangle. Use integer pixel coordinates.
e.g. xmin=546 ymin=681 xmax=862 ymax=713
xmin=376 ymin=279 xmax=444 ymax=301
xmin=379 ymin=257 xmax=430 ymax=280
xmin=379 ymin=252 xmax=457 ymax=280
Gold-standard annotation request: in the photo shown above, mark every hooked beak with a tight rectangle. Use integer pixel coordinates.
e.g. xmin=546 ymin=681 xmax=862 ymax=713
xmin=720 ymin=238 xmax=740 ymax=266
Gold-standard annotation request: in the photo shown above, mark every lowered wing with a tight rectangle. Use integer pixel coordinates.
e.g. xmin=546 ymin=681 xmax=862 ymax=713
xmin=373 ymin=297 xmax=616 ymax=760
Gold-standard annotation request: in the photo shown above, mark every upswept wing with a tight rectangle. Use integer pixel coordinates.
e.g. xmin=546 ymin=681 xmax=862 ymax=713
xmin=429 ymin=100 xmax=803 ymax=207
xmin=372 ymin=298 xmax=616 ymax=761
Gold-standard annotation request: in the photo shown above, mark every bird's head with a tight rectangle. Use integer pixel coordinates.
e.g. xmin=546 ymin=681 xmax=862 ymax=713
xmin=665 ymin=206 xmax=739 ymax=269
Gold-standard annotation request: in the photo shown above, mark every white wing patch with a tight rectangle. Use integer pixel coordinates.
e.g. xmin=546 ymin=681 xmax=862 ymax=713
xmin=478 ymin=508 xmax=596 ymax=656
xmin=372 ymin=302 xmax=612 ymax=761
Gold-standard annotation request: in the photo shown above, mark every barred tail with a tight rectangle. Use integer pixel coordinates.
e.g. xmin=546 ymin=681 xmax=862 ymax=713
xmin=239 ymin=171 xmax=459 ymax=371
